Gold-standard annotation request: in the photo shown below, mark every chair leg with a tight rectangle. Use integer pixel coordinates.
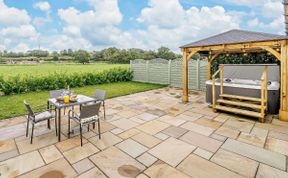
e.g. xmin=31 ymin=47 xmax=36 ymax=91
xmin=68 ymin=116 xmax=71 ymax=138
xmin=103 ymin=101 xmax=106 ymax=120
xmin=54 ymin=117 xmax=57 ymax=136
xmin=88 ymin=124 xmax=90 ymax=132
xmin=80 ymin=124 xmax=83 ymax=146
xmin=47 ymin=119 xmax=51 ymax=129
xmin=98 ymin=119 xmax=101 ymax=139
xmin=26 ymin=119 xmax=29 ymax=137
xmin=93 ymin=123 xmax=95 ymax=129
xmin=30 ymin=123 xmax=34 ymax=144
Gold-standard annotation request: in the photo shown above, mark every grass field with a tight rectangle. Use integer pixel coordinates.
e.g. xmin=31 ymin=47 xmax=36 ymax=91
xmin=0 ymin=82 xmax=166 ymax=120
xmin=0 ymin=62 xmax=129 ymax=79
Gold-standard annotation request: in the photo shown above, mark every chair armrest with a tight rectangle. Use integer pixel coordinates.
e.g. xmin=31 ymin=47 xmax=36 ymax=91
xmin=68 ymin=109 xmax=78 ymax=118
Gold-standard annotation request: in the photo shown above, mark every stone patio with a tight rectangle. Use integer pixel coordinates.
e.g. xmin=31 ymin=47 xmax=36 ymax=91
xmin=1 ymin=87 xmax=288 ymax=178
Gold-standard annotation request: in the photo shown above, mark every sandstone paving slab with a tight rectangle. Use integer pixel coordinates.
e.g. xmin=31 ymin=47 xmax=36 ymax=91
xmin=158 ymin=115 xmax=186 ymax=126
xmin=136 ymin=173 xmax=149 ymax=178
xmin=181 ymin=111 xmax=203 ymax=121
xmin=165 ymin=106 xmax=186 ymax=116
xmin=250 ymin=127 xmax=268 ymax=138
xmin=39 ymin=145 xmax=63 ymax=164
xmin=268 ymin=130 xmax=288 ymax=142
xmin=177 ymin=154 xmax=244 ymax=178
xmin=118 ymin=128 xmax=141 ymax=139
xmin=89 ymin=131 xmax=122 ymax=150
xmin=180 ymin=121 xmax=214 ymax=136
xmin=256 ymin=163 xmax=288 ymax=178
xmin=111 ymin=128 xmax=124 ymax=135
xmin=223 ymin=119 xmax=254 ymax=133
xmin=0 ymin=123 xmax=26 ymax=140
xmin=72 ymin=158 xmax=95 ymax=174
xmin=129 ymin=117 xmax=146 ymax=124
xmin=56 ymin=135 xmax=88 ymax=152
xmin=146 ymin=108 xmax=167 ymax=117
xmin=137 ymin=152 xmax=157 ymax=167
xmin=154 ymin=132 xmax=169 ymax=140
xmin=111 ymin=118 xmax=139 ymax=131
xmin=117 ymin=110 xmax=138 ymax=118
xmin=222 ymin=138 xmax=286 ymax=170
xmin=92 ymin=121 xmax=116 ymax=133
xmin=0 ymin=116 xmax=25 ymax=129
xmin=90 ymin=146 xmax=145 ymax=178
xmin=180 ymin=131 xmax=222 ymax=153
xmin=136 ymin=113 xmax=159 ymax=121
xmin=193 ymin=148 xmax=213 ymax=160
xmin=0 ymin=140 xmax=16 ymax=154
xmin=195 ymin=117 xmax=222 ymax=129
xmin=161 ymin=126 xmax=188 ymax=138
xmin=0 ymin=149 xmax=18 ymax=162
xmin=0 ymin=150 xmax=45 ymax=177
xmin=116 ymin=139 xmax=148 ymax=158
xmin=255 ymin=122 xmax=288 ymax=135
xmin=215 ymin=126 xmax=240 ymax=139
xmin=18 ymin=158 xmax=77 ymax=178
xmin=210 ymin=133 xmax=227 ymax=142
xmin=265 ymin=137 xmax=288 ymax=156
xmin=76 ymin=167 xmax=107 ymax=178
xmin=63 ymin=142 xmax=99 ymax=164
xmin=148 ymin=137 xmax=195 ymax=167
xmin=145 ymin=161 xmax=190 ymax=178
xmin=132 ymin=132 xmax=161 ymax=148
xmin=137 ymin=120 xmax=170 ymax=135
xmin=211 ymin=149 xmax=258 ymax=178
xmin=237 ymin=132 xmax=266 ymax=148
xmin=16 ymin=131 xmax=64 ymax=154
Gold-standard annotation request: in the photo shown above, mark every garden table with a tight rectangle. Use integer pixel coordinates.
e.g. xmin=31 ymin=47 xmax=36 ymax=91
xmin=48 ymin=94 xmax=96 ymax=142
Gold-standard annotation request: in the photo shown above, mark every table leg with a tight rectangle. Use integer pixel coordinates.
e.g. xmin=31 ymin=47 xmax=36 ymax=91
xmin=58 ymin=108 xmax=61 ymax=142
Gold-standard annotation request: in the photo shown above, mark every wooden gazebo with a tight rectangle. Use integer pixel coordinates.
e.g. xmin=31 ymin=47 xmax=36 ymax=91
xmin=180 ymin=29 xmax=288 ymax=121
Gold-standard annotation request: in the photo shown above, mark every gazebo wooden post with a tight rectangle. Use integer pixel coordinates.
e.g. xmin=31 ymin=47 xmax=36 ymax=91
xmin=207 ymin=57 xmax=211 ymax=80
xmin=182 ymin=49 xmax=189 ymax=103
xmin=280 ymin=40 xmax=288 ymax=121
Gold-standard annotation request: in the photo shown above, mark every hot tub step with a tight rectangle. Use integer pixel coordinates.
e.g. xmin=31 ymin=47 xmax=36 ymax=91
xmin=215 ymin=105 xmax=262 ymax=118
xmin=220 ymin=94 xmax=262 ymax=103
xmin=217 ymin=99 xmax=262 ymax=110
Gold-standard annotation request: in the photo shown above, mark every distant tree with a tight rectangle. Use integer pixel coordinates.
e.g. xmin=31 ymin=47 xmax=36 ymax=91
xmin=156 ymin=47 xmax=177 ymax=60
xmin=67 ymin=49 xmax=73 ymax=56
xmin=91 ymin=51 xmax=104 ymax=61
xmin=74 ymin=50 xmax=90 ymax=64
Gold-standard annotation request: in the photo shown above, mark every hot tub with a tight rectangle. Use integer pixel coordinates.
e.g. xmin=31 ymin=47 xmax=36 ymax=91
xmin=205 ymin=64 xmax=280 ymax=114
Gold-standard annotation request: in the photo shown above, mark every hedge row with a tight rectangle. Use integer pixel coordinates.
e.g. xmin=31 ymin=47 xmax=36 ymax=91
xmin=0 ymin=68 xmax=133 ymax=95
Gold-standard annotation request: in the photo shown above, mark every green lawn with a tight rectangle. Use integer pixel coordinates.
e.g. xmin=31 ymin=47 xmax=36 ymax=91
xmin=0 ymin=62 xmax=129 ymax=79
xmin=0 ymin=82 xmax=165 ymax=120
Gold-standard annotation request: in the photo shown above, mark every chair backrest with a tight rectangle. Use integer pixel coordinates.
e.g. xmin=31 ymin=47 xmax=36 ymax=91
xmin=80 ymin=102 xmax=101 ymax=119
xmin=24 ymin=100 xmax=35 ymax=118
xmin=50 ymin=89 xmax=72 ymax=98
xmin=94 ymin=90 xmax=106 ymax=101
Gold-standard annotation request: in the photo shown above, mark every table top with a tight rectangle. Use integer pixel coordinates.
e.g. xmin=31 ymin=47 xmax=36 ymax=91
xmin=48 ymin=94 xmax=96 ymax=108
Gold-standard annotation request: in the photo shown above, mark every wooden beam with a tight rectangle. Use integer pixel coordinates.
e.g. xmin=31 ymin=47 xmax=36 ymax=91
xmin=280 ymin=40 xmax=288 ymax=121
xmin=259 ymin=46 xmax=281 ymax=61
xmin=182 ymin=50 xmax=189 ymax=103
xmin=187 ymin=50 xmax=199 ymax=60
xmin=182 ymin=40 xmax=282 ymax=53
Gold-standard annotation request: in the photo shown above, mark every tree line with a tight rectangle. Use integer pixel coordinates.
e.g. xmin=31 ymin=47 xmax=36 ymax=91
xmin=0 ymin=47 xmax=182 ymax=64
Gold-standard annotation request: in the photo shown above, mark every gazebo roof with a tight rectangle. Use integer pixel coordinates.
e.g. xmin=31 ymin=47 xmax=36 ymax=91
xmin=180 ymin=29 xmax=288 ymax=48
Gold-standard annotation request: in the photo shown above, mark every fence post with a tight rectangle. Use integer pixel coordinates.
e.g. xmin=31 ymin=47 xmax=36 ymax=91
xmin=168 ymin=60 xmax=171 ymax=85
xmin=196 ymin=59 xmax=200 ymax=90
xmin=146 ymin=60 xmax=149 ymax=82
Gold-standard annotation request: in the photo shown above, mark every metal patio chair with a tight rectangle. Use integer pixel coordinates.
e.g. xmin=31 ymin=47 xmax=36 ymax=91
xmin=24 ymin=100 xmax=56 ymax=144
xmin=68 ymin=102 xmax=101 ymax=146
xmin=94 ymin=90 xmax=106 ymax=120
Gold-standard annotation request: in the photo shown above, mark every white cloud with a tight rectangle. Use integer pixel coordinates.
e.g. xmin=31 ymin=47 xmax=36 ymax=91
xmin=0 ymin=0 xmax=30 ymax=26
xmin=0 ymin=25 xmax=38 ymax=39
xmin=33 ymin=1 xmax=51 ymax=12
xmin=13 ymin=43 xmax=30 ymax=52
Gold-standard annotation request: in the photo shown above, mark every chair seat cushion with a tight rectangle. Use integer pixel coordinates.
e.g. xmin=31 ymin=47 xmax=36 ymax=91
xmin=34 ymin=111 xmax=53 ymax=122
xmin=73 ymin=113 xmax=98 ymax=125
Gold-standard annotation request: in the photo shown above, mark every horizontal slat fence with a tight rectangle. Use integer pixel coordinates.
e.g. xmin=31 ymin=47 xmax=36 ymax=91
xmin=131 ymin=58 xmax=208 ymax=91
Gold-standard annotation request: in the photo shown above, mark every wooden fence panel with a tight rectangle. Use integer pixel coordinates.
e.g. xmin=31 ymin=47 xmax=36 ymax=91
xmin=131 ymin=58 xmax=208 ymax=91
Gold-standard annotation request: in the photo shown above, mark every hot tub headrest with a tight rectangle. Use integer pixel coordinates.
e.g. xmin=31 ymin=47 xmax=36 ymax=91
xmin=222 ymin=64 xmax=280 ymax=81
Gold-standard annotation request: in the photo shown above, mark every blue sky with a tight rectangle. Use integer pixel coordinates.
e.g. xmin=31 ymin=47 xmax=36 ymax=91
xmin=0 ymin=0 xmax=284 ymax=52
